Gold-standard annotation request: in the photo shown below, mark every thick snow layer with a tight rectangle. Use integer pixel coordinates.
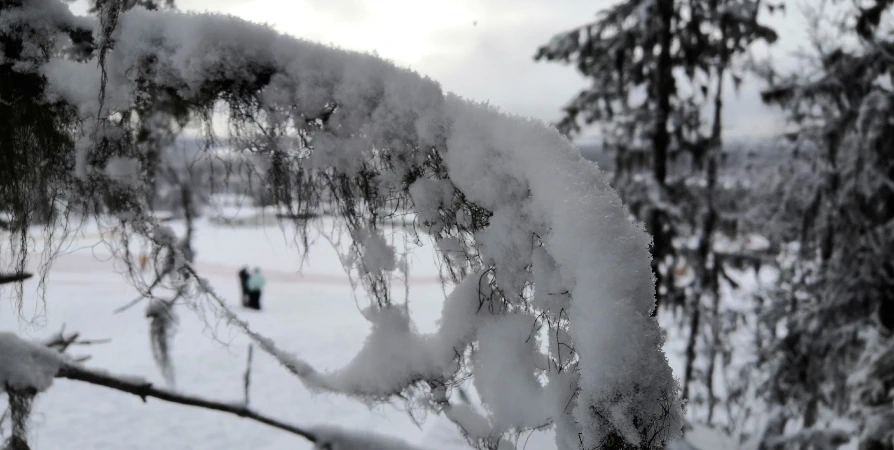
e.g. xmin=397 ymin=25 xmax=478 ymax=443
xmin=0 ymin=332 xmax=64 ymax=392
xmin=443 ymin=404 xmax=492 ymax=441
xmin=444 ymin=97 xmax=683 ymax=446
xmin=472 ymin=313 xmax=550 ymax=432
xmin=327 ymin=273 xmax=484 ymax=396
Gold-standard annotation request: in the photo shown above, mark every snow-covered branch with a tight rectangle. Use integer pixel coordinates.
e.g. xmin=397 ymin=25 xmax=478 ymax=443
xmin=4 ymin=0 xmax=685 ymax=446
xmin=2 ymin=331 xmax=432 ymax=450
xmin=55 ymin=359 xmax=433 ymax=449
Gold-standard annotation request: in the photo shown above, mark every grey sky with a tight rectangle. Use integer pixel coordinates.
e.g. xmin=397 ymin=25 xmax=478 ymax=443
xmin=74 ymin=0 xmax=810 ymax=142
xmin=179 ymin=0 xmax=597 ymax=128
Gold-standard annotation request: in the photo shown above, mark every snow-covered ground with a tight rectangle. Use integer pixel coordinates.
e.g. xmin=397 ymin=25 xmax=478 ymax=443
xmin=0 ymin=216 xmax=561 ymax=450
xmin=1 ymin=213 xmax=759 ymax=449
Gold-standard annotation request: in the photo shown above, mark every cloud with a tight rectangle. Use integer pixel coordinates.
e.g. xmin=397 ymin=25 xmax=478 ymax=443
xmin=299 ymin=0 xmax=369 ymax=21
xmin=417 ymin=25 xmax=587 ymax=124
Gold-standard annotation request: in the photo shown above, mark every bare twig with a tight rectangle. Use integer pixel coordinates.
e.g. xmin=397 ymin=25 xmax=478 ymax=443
xmin=243 ymin=344 xmax=254 ymax=406
xmin=45 ymin=330 xmax=111 ymax=352
xmin=56 ymin=363 xmax=317 ymax=443
xmin=44 ymin=326 xmax=110 ymax=363
xmin=112 ymin=262 xmax=173 ymax=315
xmin=112 ymin=294 xmax=149 ymax=315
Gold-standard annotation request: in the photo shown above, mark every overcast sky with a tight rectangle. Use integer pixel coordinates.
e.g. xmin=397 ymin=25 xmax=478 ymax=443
xmin=75 ymin=0 xmax=810 ymax=142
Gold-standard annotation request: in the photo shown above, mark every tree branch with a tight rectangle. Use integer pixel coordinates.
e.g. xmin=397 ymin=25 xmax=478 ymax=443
xmin=243 ymin=344 xmax=253 ymax=406
xmin=27 ymin=328 xmax=421 ymax=449
xmin=55 ymin=363 xmax=318 ymax=443
xmin=0 ymin=272 xmax=33 ymax=285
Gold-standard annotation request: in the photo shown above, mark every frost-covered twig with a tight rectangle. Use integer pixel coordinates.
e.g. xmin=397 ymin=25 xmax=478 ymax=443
xmin=55 ymin=363 xmax=318 ymax=442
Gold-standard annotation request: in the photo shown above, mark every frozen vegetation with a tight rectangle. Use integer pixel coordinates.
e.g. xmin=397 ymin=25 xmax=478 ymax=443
xmin=0 ymin=0 xmax=682 ymax=448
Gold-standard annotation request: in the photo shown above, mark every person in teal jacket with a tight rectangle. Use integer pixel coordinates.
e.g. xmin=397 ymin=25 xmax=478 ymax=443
xmin=245 ymin=267 xmax=266 ymax=310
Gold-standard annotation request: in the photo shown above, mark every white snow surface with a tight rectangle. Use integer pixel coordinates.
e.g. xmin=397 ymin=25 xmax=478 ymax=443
xmin=0 ymin=217 xmax=715 ymax=449
xmin=0 ymin=227 xmax=715 ymax=450
xmin=2 ymin=218 xmax=490 ymax=450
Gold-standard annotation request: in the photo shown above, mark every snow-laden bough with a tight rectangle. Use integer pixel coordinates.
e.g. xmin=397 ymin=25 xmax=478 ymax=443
xmin=19 ymin=2 xmax=684 ymax=447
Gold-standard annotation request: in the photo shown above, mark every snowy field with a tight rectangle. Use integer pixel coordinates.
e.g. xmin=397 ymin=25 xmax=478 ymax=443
xmin=0 ymin=213 xmax=764 ymax=449
xmin=1 ymin=216 xmax=562 ymax=450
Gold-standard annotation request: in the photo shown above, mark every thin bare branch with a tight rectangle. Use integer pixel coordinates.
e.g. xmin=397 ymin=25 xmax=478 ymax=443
xmin=243 ymin=344 xmax=253 ymax=406
xmin=43 ymin=327 xmax=110 ymax=361
xmin=112 ymin=294 xmax=148 ymax=315
xmin=55 ymin=363 xmax=318 ymax=443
